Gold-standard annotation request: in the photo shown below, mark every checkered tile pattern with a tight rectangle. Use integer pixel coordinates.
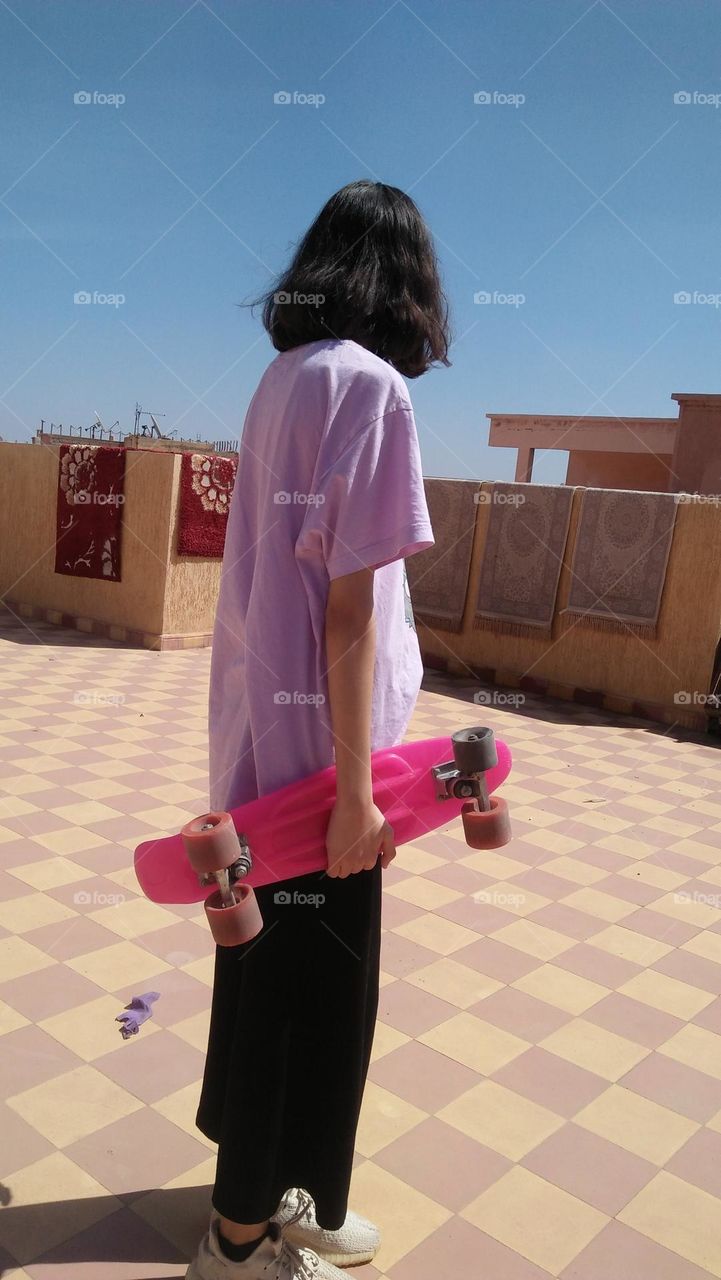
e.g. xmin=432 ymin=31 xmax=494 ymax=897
xmin=2 ymin=606 xmax=721 ymax=1277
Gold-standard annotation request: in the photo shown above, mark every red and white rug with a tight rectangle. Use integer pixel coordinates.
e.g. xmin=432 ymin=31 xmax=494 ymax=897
xmin=177 ymin=452 xmax=236 ymax=557
xmin=54 ymin=444 xmax=126 ymax=580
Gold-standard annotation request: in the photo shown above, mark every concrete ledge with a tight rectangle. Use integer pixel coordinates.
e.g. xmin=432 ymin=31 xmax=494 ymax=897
xmin=3 ymin=598 xmax=212 ymax=651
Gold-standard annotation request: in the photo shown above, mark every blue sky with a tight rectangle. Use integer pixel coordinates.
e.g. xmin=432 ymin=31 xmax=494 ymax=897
xmin=1 ymin=0 xmax=719 ymax=482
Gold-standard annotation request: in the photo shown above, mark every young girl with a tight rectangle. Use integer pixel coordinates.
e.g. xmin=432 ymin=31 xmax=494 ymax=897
xmin=187 ymin=179 xmax=450 ymax=1280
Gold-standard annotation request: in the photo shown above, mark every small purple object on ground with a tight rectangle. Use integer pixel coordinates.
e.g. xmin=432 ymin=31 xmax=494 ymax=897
xmin=116 ymin=991 xmax=161 ymax=1039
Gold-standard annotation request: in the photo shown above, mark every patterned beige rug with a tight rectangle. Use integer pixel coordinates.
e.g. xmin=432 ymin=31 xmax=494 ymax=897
xmin=474 ymin=483 xmax=574 ymax=635
xmin=566 ymin=488 xmax=677 ymax=636
xmin=406 ymin=478 xmax=481 ymax=632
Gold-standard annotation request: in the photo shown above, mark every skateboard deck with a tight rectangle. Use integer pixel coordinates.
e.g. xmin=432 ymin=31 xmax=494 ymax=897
xmin=134 ymin=733 xmax=512 ymax=907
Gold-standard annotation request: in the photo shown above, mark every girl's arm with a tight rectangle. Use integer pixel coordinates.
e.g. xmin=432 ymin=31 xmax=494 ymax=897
xmin=324 ymin=566 xmax=396 ymax=878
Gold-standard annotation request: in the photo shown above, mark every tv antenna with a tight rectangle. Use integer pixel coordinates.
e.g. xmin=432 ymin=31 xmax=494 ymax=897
xmin=134 ymin=403 xmax=167 ymax=438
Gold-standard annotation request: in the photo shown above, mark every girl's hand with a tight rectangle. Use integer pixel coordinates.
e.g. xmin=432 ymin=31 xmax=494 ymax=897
xmin=325 ymin=797 xmax=396 ymax=878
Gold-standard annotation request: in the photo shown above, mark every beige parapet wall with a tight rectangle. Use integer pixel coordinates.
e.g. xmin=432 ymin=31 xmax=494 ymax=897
xmin=0 ymin=441 xmax=222 ymax=648
xmin=419 ymin=481 xmax=721 ymax=730
xmin=1 ymin=445 xmax=720 ymax=728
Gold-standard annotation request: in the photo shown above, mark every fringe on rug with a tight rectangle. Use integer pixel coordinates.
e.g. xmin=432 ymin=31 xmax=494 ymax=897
xmin=473 ymin=614 xmax=553 ymax=638
xmin=416 ymin=611 xmax=464 ymax=633
xmin=564 ymin=611 xmax=658 ymax=639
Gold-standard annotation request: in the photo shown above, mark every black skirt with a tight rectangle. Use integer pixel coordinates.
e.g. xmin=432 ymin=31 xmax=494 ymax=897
xmin=195 ymin=862 xmax=382 ymax=1230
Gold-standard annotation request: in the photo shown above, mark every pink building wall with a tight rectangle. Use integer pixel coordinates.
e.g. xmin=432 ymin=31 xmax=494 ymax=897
xmin=488 ymin=395 xmax=721 ymax=495
xmin=565 ymin=449 xmax=674 ymax=491
xmin=671 ymin=394 xmax=721 ymax=494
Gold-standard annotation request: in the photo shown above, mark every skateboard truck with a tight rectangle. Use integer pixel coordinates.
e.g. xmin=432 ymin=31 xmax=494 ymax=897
xmin=181 ymin=813 xmax=264 ymax=946
xmin=196 ymin=822 xmax=253 ymax=907
xmin=432 ymin=726 xmax=511 ymax=850
xmin=432 ymin=762 xmax=486 ymax=801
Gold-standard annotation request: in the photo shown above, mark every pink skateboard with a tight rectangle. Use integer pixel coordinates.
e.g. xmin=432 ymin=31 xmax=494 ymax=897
xmin=134 ymin=726 xmax=512 ymax=946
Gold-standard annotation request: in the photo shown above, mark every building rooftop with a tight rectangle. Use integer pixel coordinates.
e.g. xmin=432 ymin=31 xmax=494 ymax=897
xmin=2 ymin=606 xmax=721 ymax=1274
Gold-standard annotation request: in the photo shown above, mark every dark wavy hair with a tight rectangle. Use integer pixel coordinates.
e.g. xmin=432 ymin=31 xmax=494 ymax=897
xmin=256 ymin=180 xmax=451 ymax=378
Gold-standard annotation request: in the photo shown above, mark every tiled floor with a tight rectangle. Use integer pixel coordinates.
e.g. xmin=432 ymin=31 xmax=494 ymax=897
xmin=2 ymin=607 xmax=721 ymax=1277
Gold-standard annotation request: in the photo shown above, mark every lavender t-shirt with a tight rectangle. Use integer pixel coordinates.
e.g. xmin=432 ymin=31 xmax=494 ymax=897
xmin=208 ymin=338 xmax=434 ymax=811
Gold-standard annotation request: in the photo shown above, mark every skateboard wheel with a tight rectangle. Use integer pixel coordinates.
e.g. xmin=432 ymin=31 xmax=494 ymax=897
xmin=461 ymin=796 xmax=511 ymax=849
xmin=204 ymin=883 xmax=264 ymax=946
xmin=452 ymin=726 xmax=498 ymax=775
xmin=182 ymin=812 xmax=241 ymax=875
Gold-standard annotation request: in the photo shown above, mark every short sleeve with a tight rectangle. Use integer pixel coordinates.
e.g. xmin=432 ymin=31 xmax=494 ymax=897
xmin=296 ymin=407 xmax=435 ymax=580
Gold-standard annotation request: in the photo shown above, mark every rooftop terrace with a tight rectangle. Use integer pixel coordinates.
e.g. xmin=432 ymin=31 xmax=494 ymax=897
xmin=2 ymin=606 xmax=721 ymax=1277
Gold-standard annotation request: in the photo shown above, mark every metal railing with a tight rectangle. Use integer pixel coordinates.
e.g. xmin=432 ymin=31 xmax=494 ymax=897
xmin=39 ymin=421 xmax=124 ymax=442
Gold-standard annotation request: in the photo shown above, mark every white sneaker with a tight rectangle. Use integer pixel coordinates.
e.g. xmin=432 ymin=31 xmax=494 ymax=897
xmin=187 ymin=1203 xmax=349 ymax=1279
xmin=273 ymin=1188 xmax=380 ymax=1268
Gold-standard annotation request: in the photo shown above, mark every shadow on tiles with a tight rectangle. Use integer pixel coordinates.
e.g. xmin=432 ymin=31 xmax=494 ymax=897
xmin=0 ymin=1181 xmax=214 ymax=1276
